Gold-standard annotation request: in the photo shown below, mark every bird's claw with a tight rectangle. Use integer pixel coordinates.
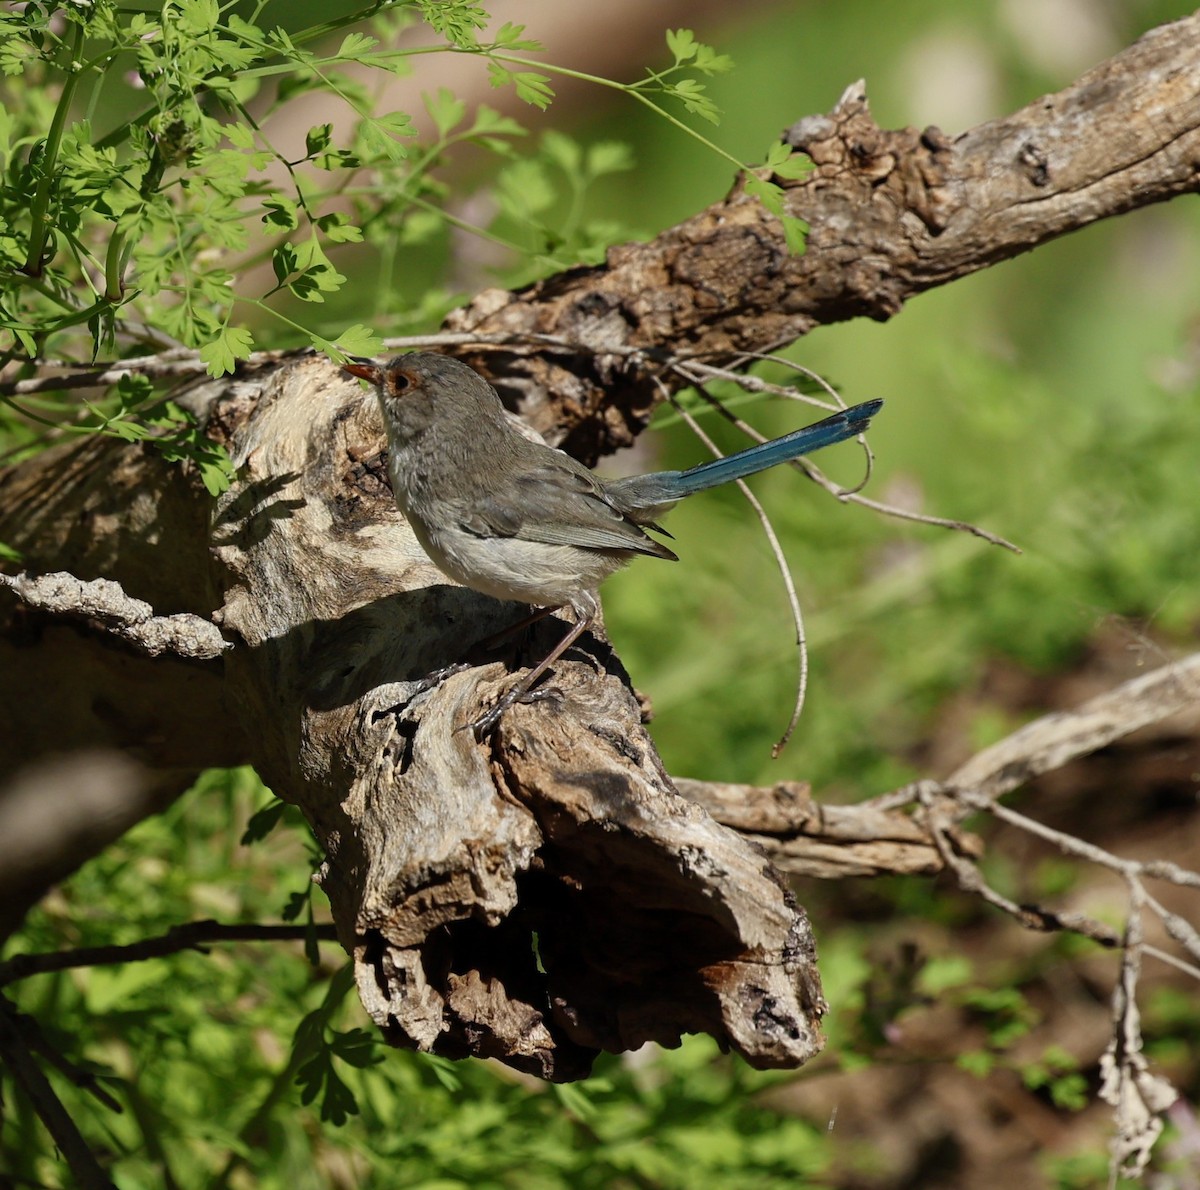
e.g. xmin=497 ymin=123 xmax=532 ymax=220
xmin=412 ymin=660 xmax=472 ymax=695
xmin=468 ymin=679 xmax=562 ymax=740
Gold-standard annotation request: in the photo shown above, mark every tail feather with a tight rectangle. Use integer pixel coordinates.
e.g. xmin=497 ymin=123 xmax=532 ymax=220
xmin=608 ymin=398 xmax=882 ymax=513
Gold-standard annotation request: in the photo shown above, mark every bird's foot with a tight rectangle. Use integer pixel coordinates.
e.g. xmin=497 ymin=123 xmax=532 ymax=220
xmin=412 ymin=660 xmax=472 ymax=695
xmin=468 ymin=677 xmax=562 ymax=741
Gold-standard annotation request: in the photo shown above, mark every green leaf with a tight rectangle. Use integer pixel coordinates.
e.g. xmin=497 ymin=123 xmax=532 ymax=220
xmin=199 ymin=325 xmax=255 ymax=378
xmin=666 ymin=78 xmax=720 ymax=124
xmin=282 ymin=890 xmax=310 ymax=922
xmin=744 ymin=174 xmax=784 ymax=217
xmin=197 ymin=451 xmax=234 ymax=496
xmin=487 ymin=62 xmax=513 ymax=90
xmin=917 ymin=955 xmax=973 ymax=995
xmin=102 ymin=420 xmax=154 ymax=442
xmin=224 ymin=122 xmax=256 ymax=150
xmin=272 ymin=243 xmax=298 ymax=284
xmin=496 ymin=159 xmax=555 ymax=216
xmin=286 ymin=236 xmax=347 ymax=302
xmin=115 ymin=372 xmax=154 ymax=411
xmin=468 ymin=104 xmax=526 ymax=140
xmin=771 ymin=149 xmax=814 ymax=181
xmin=664 ymin=29 xmax=732 ymax=75
xmin=305 ymin=123 xmax=332 ymax=156
xmin=334 ymin=324 xmax=382 ymax=358
xmin=586 ymin=140 xmax=634 ymax=178
xmin=493 ymin=22 xmax=543 ymax=51
xmin=553 ymin=1082 xmax=598 ymax=1122
xmin=241 ymin=799 xmax=286 ymax=844
xmin=360 ymin=110 xmax=415 ymax=161
xmin=541 ymin=129 xmax=581 ymax=176
xmin=296 ymin=1050 xmax=360 ymax=1125
xmin=666 ymin=28 xmax=698 ymax=64
xmin=422 ymin=1054 xmax=462 ymax=1092
xmin=314 ymin=147 xmax=360 ymax=171
xmin=314 ymin=212 xmax=362 ymax=243
xmin=397 ymin=208 xmax=442 ymax=246
xmin=957 ymin=1050 xmax=996 ymax=1078
xmin=424 ymin=87 xmax=466 ymax=137
xmin=417 ymin=0 xmax=487 ymax=47
xmin=693 ymin=43 xmax=735 ymax=75
xmin=329 ymin=1028 xmax=380 ymax=1070
xmin=261 ymin=197 xmax=299 ymax=230
xmin=178 ymin=0 xmax=219 ymax=35
xmin=781 ymin=214 xmax=808 ymax=254
xmin=763 ymin=142 xmax=792 ymax=170
xmin=336 ymin=31 xmax=377 ymax=58
xmin=512 ymin=71 xmax=554 ymax=110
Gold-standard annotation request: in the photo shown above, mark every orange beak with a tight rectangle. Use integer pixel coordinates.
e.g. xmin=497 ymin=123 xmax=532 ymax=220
xmin=342 ymin=357 xmax=381 ymax=384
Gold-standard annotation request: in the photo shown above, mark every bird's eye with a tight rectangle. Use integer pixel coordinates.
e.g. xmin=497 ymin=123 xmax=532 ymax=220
xmin=391 ymin=373 xmax=411 ymax=393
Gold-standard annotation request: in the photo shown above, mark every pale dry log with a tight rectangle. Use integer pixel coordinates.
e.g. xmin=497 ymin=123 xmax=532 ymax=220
xmin=0 ymin=571 xmax=227 ymax=659
xmin=0 ymin=430 xmax=247 ymax=936
xmin=199 ymin=358 xmax=826 ymax=1078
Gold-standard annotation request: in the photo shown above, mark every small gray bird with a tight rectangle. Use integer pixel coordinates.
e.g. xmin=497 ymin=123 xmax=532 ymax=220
xmin=343 ymin=352 xmax=882 ymax=735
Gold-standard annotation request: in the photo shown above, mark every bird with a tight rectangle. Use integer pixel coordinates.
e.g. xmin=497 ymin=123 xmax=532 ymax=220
xmin=342 ymin=352 xmax=882 ymax=736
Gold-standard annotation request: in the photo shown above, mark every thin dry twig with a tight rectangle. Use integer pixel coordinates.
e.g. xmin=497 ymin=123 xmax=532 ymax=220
xmin=652 ymin=374 xmax=810 ymax=756
xmin=847 ymin=651 xmax=1200 ymax=1177
xmin=0 ymin=996 xmax=116 ymax=1189
xmin=0 ymin=330 xmax=600 ymax=397
xmin=1100 ymin=890 xmax=1180 ymax=1185
xmin=668 ymin=355 xmax=1020 ymax=553
xmin=0 ymin=920 xmax=340 ymax=987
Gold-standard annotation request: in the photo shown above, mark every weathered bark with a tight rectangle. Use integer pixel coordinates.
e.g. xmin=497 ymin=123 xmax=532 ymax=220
xmin=3 ymin=12 xmax=1199 ymax=1074
xmin=440 ymin=11 xmax=1200 ymax=461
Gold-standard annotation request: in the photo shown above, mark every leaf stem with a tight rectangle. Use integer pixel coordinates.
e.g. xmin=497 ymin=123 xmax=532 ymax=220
xmin=481 ymin=50 xmax=748 ymax=173
xmin=22 ymin=21 xmax=87 ymax=277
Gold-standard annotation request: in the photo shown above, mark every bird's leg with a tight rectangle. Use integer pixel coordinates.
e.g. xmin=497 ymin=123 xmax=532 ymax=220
xmin=412 ymin=605 xmax=555 ymax=697
xmin=476 ymin=604 xmax=555 ymax=652
xmin=470 ymin=607 xmax=594 ymax=739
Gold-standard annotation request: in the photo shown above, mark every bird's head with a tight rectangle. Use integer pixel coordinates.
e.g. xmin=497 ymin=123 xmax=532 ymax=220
xmin=342 ymin=352 xmax=502 ymax=441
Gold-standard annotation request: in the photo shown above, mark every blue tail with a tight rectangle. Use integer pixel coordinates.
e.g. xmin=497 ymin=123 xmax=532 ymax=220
xmin=608 ymin=398 xmax=882 ymax=512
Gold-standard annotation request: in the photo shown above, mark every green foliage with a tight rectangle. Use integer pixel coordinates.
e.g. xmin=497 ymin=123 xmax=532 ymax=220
xmin=1021 ymin=1046 xmax=1088 ymax=1111
xmin=1 ymin=5 xmax=782 ymax=491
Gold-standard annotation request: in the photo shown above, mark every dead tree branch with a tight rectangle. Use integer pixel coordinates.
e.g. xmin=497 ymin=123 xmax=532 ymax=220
xmin=0 ymin=570 xmax=228 ymax=659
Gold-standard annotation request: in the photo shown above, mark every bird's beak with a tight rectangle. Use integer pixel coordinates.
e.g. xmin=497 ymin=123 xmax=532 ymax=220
xmin=342 ymin=357 xmax=381 ymax=384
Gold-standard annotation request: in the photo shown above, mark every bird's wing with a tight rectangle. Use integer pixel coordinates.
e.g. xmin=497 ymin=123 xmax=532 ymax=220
xmin=458 ymin=458 xmax=677 ymax=560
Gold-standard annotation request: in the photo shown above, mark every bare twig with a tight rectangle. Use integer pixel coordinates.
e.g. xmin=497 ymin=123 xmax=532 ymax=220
xmin=0 ymin=330 xmax=607 ymax=397
xmin=839 ymin=652 xmax=1200 ymax=1176
xmin=669 ymin=356 xmax=1020 ymax=552
xmin=0 ymin=996 xmax=116 ymax=1189
xmin=651 ymin=373 xmax=810 ymax=756
xmin=947 ymin=652 xmax=1200 ymax=801
xmin=0 ymin=570 xmax=229 ymax=660
xmin=0 ymin=920 xmax=340 ymax=987
xmin=1100 ymin=891 xmax=1179 ymax=1185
